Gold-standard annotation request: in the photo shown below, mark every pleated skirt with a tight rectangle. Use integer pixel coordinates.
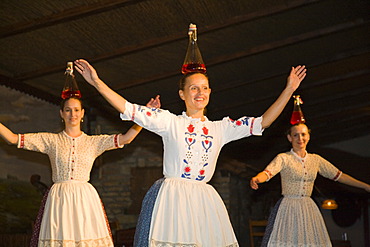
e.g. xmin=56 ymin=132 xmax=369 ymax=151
xmin=262 ymin=196 xmax=331 ymax=247
xmin=135 ymin=177 xmax=239 ymax=247
xmin=32 ymin=181 xmax=113 ymax=247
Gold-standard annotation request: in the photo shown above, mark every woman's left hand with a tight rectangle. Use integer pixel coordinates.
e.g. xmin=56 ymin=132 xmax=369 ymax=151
xmin=74 ymin=59 xmax=100 ymax=87
xmin=146 ymin=95 xmax=161 ymax=108
xmin=287 ymin=65 xmax=307 ymax=92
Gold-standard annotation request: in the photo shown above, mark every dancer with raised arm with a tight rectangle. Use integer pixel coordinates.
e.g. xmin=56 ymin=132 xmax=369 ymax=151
xmin=0 ymin=94 xmax=159 ymax=247
xmin=75 ymin=58 xmax=306 ymax=246
xmin=250 ymin=122 xmax=370 ymax=247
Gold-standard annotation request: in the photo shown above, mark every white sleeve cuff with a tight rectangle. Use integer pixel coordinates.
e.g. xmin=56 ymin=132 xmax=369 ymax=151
xmin=263 ymin=170 xmax=271 ymax=182
xmin=251 ymin=117 xmax=264 ymax=136
xmin=120 ymin=101 xmax=135 ymax=121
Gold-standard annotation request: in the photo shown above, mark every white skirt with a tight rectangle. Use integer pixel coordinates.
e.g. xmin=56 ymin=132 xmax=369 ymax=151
xmin=149 ymin=177 xmax=239 ymax=247
xmin=267 ymin=196 xmax=331 ymax=247
xmin=38 ymin=181 xmax=113 ymax=247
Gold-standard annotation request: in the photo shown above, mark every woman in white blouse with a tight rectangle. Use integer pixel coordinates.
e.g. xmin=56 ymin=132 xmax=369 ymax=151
xmin=250 ymin=123 xmax=370 ymax=247
xmin=0 ymin=96 xmax=159 ymax=247
xmin=75 ymin=58 xmax=306 ymax=247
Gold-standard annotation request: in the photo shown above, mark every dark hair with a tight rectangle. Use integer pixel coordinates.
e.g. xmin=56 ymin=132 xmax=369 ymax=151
xmin=60 ymin=97 xmax=84 ymax=111
xmin=286 ymin=123 xmax=311 ymax=135
xmin=178 ymin=72 xmax=209 ymax=91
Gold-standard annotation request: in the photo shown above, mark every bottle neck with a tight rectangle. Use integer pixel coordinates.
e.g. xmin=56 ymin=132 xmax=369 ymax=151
xmin=189 ymin=29 xmax=197 ymax=42
xmin=65 ymin=68 xmax=73 ymax=76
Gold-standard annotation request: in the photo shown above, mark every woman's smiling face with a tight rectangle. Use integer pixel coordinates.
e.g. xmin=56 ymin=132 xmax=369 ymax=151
xmin=287 ymin=124 xmax=310 ymax=150
xmin=179 ymin=73 xmax=211 ymax=112
xmin=60 ymin=98 xmax=84 ymax=127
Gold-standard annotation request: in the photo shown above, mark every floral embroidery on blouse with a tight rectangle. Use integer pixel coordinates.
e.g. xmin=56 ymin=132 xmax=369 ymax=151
xmin=120 ymin=101 xmax=264 ymax=183
xmin=182 ymin=159 xmax=192 ymax=179
xmin=181 ymin=159 xmax=209 ymax=181
xmin=181 ymin=124 xmax=213 ymax=181
xmin=185 ymin=124 xmax=197 ymax=149
xmin=196 ymin=163 xmax=209 ymax=181
xmin=137 ymin=105 xmax=162 ymax=118
xmin=230 ymin=117 xmax=250 ymax=127
xmin=201 ymin=126 xmax=213 ymax=153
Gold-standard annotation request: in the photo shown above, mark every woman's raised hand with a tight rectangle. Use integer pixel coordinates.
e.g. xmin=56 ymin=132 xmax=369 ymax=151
xmin=287 ymin=65 xmax=307 ymax=92
xmin=146 ymin=95 xmax=161 ymax=108
xmin=74 ymin=59 xmax=100 ymax=87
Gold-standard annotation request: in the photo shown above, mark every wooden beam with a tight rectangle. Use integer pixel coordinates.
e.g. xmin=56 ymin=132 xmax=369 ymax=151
xmin=210 ymin=69 xmax=370 ymax=115
xmin=16 ymin=0 xmax=320 ymax=81
xmin=0 ymin=0 xmax=147 ymax=39
xmin=311 ymin=110 xmax=370 ymax=145
xmin=101 ymin=19 xmax=369 ymax=95
xmin=163 ymin=48 xmax=370 ymax=108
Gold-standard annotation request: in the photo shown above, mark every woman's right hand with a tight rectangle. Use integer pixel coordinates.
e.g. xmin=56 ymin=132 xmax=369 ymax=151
xmin=74 ymin=59 xmax=100 ymax=87
xmin=365 ymin=184 xmax=370 ymax=193
xmin=250 ymin=177 xmax=260 ymax=190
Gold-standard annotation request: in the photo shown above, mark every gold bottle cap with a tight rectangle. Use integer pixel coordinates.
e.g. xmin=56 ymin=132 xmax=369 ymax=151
xmin=189 ymin=23 xmax=197 ymax=31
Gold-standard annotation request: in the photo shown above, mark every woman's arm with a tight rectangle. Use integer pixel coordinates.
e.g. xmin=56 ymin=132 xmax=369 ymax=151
xmin=337 ymin=173 xmax=370 ymax=192
xmin=118 ymin=95 xmax=161 ymax=145
xmin=261 ymin=65 xmax=306 ymax=129
xmin=0 ymin=123 xmax=18 ymax=145
xmin=118 ymin=124 xmax=143 ymax=145
xmin=74 ymin=59 xmax=127 ymax=113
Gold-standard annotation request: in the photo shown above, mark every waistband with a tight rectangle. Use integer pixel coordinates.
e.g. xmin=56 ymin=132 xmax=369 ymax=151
xmin=165 ymin=177 xmax=207 ymax=184
xmin=283 ymin=194 xmax=310 ymax=198
xmin=54 ymin=180 xmax=88 ymax=184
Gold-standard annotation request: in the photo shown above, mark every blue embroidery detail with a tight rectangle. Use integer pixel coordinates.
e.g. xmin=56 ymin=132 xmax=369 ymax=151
xmin=241 ymin=117 xmax=250 ymax=126
xmin=196 ymin=163 xmax=209 ymax=181
xmin=181 ymin=159 xmax=191 ymax=179
xmin=201 ymin=134 xmax=213 ymax=152
xmin=230 ymin=117 xmax=250 ymax=127
xmin=138 ymin=105 xmax=162 ymax=116
xmin=185 ymin=133 xmax=197 ymax=150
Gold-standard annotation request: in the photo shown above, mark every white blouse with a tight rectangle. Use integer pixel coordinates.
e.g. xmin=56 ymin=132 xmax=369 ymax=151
xmin=18 ymin=131 xmax=122 ymax=182
xmin=121 ymin=101 xmax=264 ymax=183
xmin=264 ymin=149 xmax=342 ymax=197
